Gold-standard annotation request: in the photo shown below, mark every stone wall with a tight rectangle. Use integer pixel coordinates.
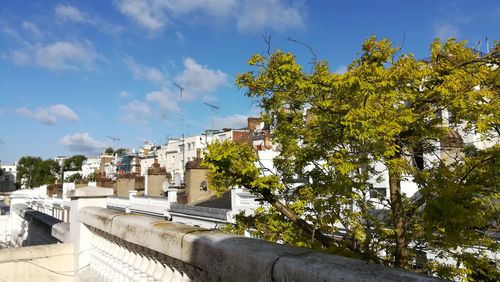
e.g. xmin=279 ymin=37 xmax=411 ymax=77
xmin=0 ymin=243 xmax=74 ymax=282
xmin=79 ymin=206 xmax=441 ymax=282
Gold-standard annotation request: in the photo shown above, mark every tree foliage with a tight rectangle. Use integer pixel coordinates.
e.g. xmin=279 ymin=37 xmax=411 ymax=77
xmin=65 ymin=173 xmax=83 ymax=183
xmin=16 ymin=156 xmax=61 ymax=188
xmin=63 ymin=155 xmax=87 ymax=171
xmin=85 ymin=172 xmax=97 ymax=182
xmin=203 ymin=37 xmax=499 ymax=279
xmin=104 ymin=147 xmax=114 ymax=155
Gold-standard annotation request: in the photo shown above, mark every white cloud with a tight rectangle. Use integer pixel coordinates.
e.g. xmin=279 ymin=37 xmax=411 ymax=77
xmin=114 ymin=0 xmax=305 ymax=33
xmin=175 ymin=57 xmax=228 ymax=99
xmin=237 ymin=0 xmax=305 ymax=32
xmin=6 ymin=41 xmax=99 ymax=71
xmin=161 ymin=0 xmax=236 ymax=18
xmin=22 ymin=21 xmax=42 ymax=39
xmin=16 ymin=104 xmax=79 ymax=125
xmin=124 ymin=56 xmax=167 ymax=85
xmin=146 ymin=89 xmax=180 ymax=119
xmin=60 ymin=133 xmax=106 ymax=154
xmin=214 ymin=114 xmax=248 ymax=129
xmin=433 ymin=22 xmax=459 ymax=39
xmin=55 ymin=4 xmax=92 ymax=23
xmin=175 ymin=31 xmax=185 ymax=44
xmin=121 ymin=100 xmax=152 ymax=124
xmin=120 ymin=90 xmax=133 ymax=98
xmin=115 ymin=0 xmax=166 ymax=33
xmin=55 ymin=4 xmax=124 ymax=36
xmin=7 ymin=50 xmax=31 ymax=65
xmin=0 ymin=24 xmax=23 ymax=43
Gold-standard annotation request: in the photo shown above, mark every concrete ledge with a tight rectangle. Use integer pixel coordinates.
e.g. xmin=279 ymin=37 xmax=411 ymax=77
xmin=0 ymin=243 xmax=74 ymax=282
xmin=52 ymin=222 xmax=70 ymax=243
xmin=67 ymin=186 xmax=113 ymax=199
xmin=79 ymin=207 xmax=441 ymax=282
xmin=12 ymin=203 xmax=63 ymax=245
xmin=272 ymin=251 xmax=435 ymax=281
xmin=0 ymin=242 xmax=74 ymax=262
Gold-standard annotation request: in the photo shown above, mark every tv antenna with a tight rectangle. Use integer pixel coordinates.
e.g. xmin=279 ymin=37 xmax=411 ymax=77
xmin=174 ymin=83 xmax=185 ymax=178
xmin=106 ymin=136 xmax=120 ymax=148
xmin=203 ymin=102 xmax=219 ymax=137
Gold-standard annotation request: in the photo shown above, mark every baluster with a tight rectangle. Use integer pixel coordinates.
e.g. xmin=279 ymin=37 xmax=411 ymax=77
xmin=90 ymin=235 xmax=102 ymax=273
xmin=109 ymin=242 xmax=122 ymax=282
xmin=102 ymin=239 xmax=114 ymax=281
xmin=152 ymin=260 xmax=166 ymax=282
xmin=132 ymin=254 xmax=144 ymax=281
xmin=146 ymin=258 xmax=158 ymax=281
xmin=126 ymin=251 xmax=138 ymax=281
xmin=138 ymin=255 xmax=151 ymax=282
xmin=94 ymin=236 xmax=107 ymax=279
xmin=169 ymin=268 xmax=183 ymax=282
xmin=114 ymin=245 xmax=128 ymax=282
xmin=180 ymin=272 xmax=193 ymax=282
xmin=120 ymin=247 xmax=132 ymax=282
xmin=160 ymin=264 xmax=174 ymax=282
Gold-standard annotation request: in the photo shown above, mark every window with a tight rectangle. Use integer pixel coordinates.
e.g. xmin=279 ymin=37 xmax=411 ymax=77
xmin=370 ymin=186 xmax=387 ymax=198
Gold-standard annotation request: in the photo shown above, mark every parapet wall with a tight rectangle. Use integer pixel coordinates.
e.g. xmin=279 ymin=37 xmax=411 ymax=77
xmin=0 ymin=243 xmax=74 ymax=282
xmin=11 ymin=203 xmax=69 ymax=246
xmin=80 ymin=207 xmax=440 ymax=282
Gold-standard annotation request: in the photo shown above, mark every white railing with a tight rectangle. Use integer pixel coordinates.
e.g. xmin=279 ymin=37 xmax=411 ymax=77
xmin=77 ymin=204 xmax=438 ymax=282
xmin=4 ymin=186 xmax=440 ymax=281
xmin=231 ymin=188 xmax=268 ymax=215
xmin=106 ymin=192 xmax=172 ymax=217
xmin=88 ymin=228 xmax=194 ymax=282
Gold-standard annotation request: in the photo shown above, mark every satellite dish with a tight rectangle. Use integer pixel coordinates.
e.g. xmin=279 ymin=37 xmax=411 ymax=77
xmin=200 ymin=180 xmax=208 ymax=191
xmin=162 ymin=181 xmax=170 ymax=192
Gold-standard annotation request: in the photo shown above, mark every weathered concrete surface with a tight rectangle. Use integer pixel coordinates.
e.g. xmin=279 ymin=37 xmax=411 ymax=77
xmin=0 ymin=243 xmax=75 ymax=282
xmin=80 ymin=207 xmax=443 ymax=282
xmin=52 ymin=222 xmax=70 ymax=243
xmin=272 ymin=251 xmax=434 ymax=282
xmin=67 ymin=186 xmax=113 ymax=199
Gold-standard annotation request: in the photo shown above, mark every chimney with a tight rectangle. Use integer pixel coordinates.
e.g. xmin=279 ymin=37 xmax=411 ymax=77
xmin=196 ymin=148 xmax=201 ymax=160
xmin=264 ymin=131 xmax=271 ymax=150
xmin=248 ymin=117 xmax=261 ymax=131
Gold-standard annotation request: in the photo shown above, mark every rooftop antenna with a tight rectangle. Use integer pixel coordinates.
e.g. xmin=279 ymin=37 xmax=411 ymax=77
xmin=203 ymin=102 xmax=220 ymax=138
xmin=106 ymin=136 xmax=120 ymax=148
xmin=486 ymin=36 xmax=489 ymax=54
xmin=173 ymin=83 xmax=185 ymax=180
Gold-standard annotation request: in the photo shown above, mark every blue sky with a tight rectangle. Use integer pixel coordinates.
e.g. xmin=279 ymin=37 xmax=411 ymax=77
xmin=0 ymin=0 xmax=498 ymax=164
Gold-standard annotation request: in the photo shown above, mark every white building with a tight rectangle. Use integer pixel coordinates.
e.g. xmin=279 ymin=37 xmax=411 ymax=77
xmin=81 ymin=157 xmax=100 ymax=178
xmin=156 ymin=134 xmax=208 ymax=185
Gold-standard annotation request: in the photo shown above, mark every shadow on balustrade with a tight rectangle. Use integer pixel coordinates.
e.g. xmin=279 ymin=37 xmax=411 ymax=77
xmin=19 ymin=208 xmax=62 ymax=246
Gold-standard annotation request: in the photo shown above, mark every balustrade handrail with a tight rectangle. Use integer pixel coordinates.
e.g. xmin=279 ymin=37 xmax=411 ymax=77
xmin=79 ymin=206 xmax=440 ymax=282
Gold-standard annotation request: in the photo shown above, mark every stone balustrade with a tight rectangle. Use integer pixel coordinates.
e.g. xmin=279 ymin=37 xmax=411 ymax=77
xmin=77 ymin=204 xmax=440 ymax=282
xmin=4 ymin=186 xmax=443 ymax=281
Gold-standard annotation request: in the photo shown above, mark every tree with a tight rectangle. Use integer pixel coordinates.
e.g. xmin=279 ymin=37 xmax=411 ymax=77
xmin=203 ymin=37 xmax=499 ymax=279
xmin=84 ymin=171 xmax=97 ymax=182
xmin=65 ymin=173 xmax=83 ymax=183
xmin=104 ymin=147 xmax=114 ymax=155
xmin=63 ymin=155 xmax=87 ymax=171
xmin=17 ymin=156 xmax=61 ymax=188
xmin=115 ymin=148 xmax=127 ymax=156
